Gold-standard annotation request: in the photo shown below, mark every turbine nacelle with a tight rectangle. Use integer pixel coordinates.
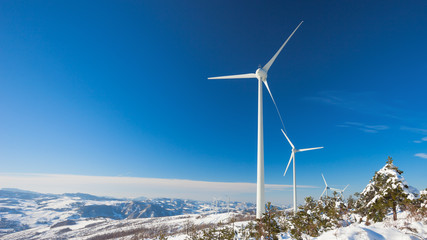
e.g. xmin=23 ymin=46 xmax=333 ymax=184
xmin=255 ymin=68 xmax=267 ymax=80
xmin=282 ymin=129 xmax=323 ymax=178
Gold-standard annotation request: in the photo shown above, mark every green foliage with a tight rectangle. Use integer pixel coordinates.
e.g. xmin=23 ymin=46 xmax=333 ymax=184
xmin=185 ymin=230 xmax=199 ymax=240
xmin=201 ymin=227 xmax=216 ymax=239
xmin=244 ymin=220 xmax=259 ymax=238
xmin=347 ymin=195 xmax=355 ymax=210
xmin=285 ymin=194 xmax=352 ymax=239
xmin=185 ymin=222 xmax=235 ymax=240
xmin=244 ymin=202 xmax=282 ymax=239
xmin=386 ymin=156 xmax=403 ymax=174
xmin=157 ymin=233 xmax=168 ymax=240
xmin=184 ymin=221 xmax=200 ymax=240
xmin=289 ymin=197 xmax=320 ymax=239
xmin=218 ymin=226 xmax=235 ymax=239
xmin=261 ymin=202 xmax=281 ymax=239
xmin=407 ymin=189 xmax=427 ymax=221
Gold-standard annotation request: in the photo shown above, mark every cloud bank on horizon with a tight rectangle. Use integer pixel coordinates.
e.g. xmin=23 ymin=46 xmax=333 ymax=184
xmin=0 ymin=173 xmax=316 ymax=203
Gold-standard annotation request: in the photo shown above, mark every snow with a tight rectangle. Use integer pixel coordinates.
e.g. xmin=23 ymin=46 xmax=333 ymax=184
xmin=0 ymin=188 xmax=256 ymax=238
xmin=315 ymin=223 xmax=409 ymax=240
xmin=314 ymin=213 xmax=426 ymax=240
xmin=1 ymin=204 xmax=426 ymax=240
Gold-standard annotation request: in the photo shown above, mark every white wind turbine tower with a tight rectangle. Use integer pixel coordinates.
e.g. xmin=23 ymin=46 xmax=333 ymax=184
xmin=208 ymin=21 xmax=303 ymax=219
xmin=281 ymin=129 xmax=323 ymax=215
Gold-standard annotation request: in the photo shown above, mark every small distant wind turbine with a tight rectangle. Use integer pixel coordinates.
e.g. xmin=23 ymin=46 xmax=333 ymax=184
xmin=209 ymin=21 xmax=304 ymax=219
xmin=281 ymin=129 xmax=323 ymax=215
xmin=320 ymin=174 xmax=349 ymax=199
xmin=335 ymin=184 xmax=350 ymax=199
xmin=320 ymin=173 xmax=330 ymax=198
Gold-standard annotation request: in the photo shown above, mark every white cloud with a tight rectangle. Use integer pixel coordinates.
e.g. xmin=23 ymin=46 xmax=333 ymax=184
xmin=306 ymin=91 xmax=402 ymax=119
xmin=413 ymin=136 xmax=427 ymax=143
xmin=414 ymin=153 xmax=427 ymax=159
xmin=401 ymin=126 xmax=427 ymax=135
xmin=0 ymin=173 xmax=316 ymax=202
xmin=338 ymin=122 xmax=389 ymax=133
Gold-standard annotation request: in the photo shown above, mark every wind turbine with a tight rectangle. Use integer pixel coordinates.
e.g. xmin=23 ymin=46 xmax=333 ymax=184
xmin=208 ymin=21 xmax=303 ymax=219
xmin=320 ymin=173 xmax=330 ymax=199
xmin=281 ymin=129 xmax=323 ymax=215
xmin=335 ymin=184 xmax=350 ymax=199
xmin=320 ymin=175 xmax=349 ymax=199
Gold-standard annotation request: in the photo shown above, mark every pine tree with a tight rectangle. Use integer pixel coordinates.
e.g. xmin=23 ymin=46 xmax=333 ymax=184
xmin=261 ymin=202 xmax=281 ymax=240
xmin=218 ymin=226 xmax=235 ymax=240
xmin=244 ymin=220 xmax=258 ymax=238
xmin=201 ymin=227 xmax=216 ymax=240
xmin=407 ymin=188 xmax=427 ymax=221
xmin=347 ymin=195 xmax=355 ymax=211
xmin=356 ymin=156 xmax=418 ymax=222
xmin=289 ymin=196 xmax=323 ymax=238
xmin=418 ymin=189 xmax=427 ymax=218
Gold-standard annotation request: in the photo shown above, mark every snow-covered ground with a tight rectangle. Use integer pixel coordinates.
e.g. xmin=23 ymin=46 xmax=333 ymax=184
xmin=5 ymin=210 xmax=422 ymax=240
xmin=0 ymin=188 xmax=255 ymax=233
xmin=1 ymin=188 xmax=425 ymax=239
xmin=314 ymin=211 xmax=426 ymax=240
xmin=0 ymin=188 xmax=255 ymax=239
xmin=0 ymin=212 xmax=248 ymax=240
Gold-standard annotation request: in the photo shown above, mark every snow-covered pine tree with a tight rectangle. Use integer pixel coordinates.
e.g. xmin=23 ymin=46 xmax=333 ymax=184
xmin=408 ymin=188 xmax=427 ymax=220
xmin=261 ymin=202 xmax=281 ymax=240
xmin=356 ymin=156 xmax=419 ymax=222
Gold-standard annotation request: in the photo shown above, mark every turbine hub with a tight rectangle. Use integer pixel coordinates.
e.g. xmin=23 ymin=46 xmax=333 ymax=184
xmin=255 ymin=68 xmax=267 ymax=80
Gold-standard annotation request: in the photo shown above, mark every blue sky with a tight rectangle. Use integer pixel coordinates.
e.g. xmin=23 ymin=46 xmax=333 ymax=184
xmin=1 ymin=0 xmax=426 ymax=204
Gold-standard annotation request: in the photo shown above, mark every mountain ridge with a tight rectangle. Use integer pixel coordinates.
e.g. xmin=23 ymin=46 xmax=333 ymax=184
xmin=0 ymin=188 xmax=256 ymax=237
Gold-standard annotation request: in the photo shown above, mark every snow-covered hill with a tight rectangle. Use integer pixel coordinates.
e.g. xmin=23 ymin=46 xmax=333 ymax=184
xmin=0 ymin=188 xmax=255 ymax=237
xmin=2 ymin=207 xmax=425 ymax=240
xmin=1 ymin=212 xmax=247 ymax=240
xmin=1 ymin=187 xmax=425 ymax=240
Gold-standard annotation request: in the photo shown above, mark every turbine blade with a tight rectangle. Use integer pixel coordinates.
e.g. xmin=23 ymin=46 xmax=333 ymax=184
xmin=208 ymin=73 xmax=256 ymax=79
xmin=298 ymin=147 xmax=324 ymax=152
xmin=343 ymin=184 xmax=349 ymax=192
xmin=322 ymin=173 xmax=327 ymax=186
xmin=320 ymin=188 xmax=327 ymax=198
xmin=262 ymin=21 xmax=303 ymax=72
xmin=283 ymin=152 xmax=294 ymax=177
xmin=263 ymin=80 xmax=286 ymax=130
xmin=281 ymin=129 xmax=295 ymax=149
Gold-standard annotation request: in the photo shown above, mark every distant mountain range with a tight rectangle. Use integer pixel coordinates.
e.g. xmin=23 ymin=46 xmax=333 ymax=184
xmin=0 ymin=188 xmax=255 ymax=237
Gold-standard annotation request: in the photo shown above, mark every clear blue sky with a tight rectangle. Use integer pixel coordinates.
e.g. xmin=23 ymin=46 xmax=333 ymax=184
xmin=1 ymin=0 xmax=426 ymax=204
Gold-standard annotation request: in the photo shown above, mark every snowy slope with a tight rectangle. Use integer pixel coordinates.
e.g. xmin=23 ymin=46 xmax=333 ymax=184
xmin=314 ymin=209 xmax=426 ymax=240
xmin=0 ymin=188 xmax=255 ymax=237
xmin=0 ymin=212 xmax=247 ymax=240
xmin=2 ymin=186 xmax=425 ymax=240
xmin=4 ymin=209 xmax=424 ymax=240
